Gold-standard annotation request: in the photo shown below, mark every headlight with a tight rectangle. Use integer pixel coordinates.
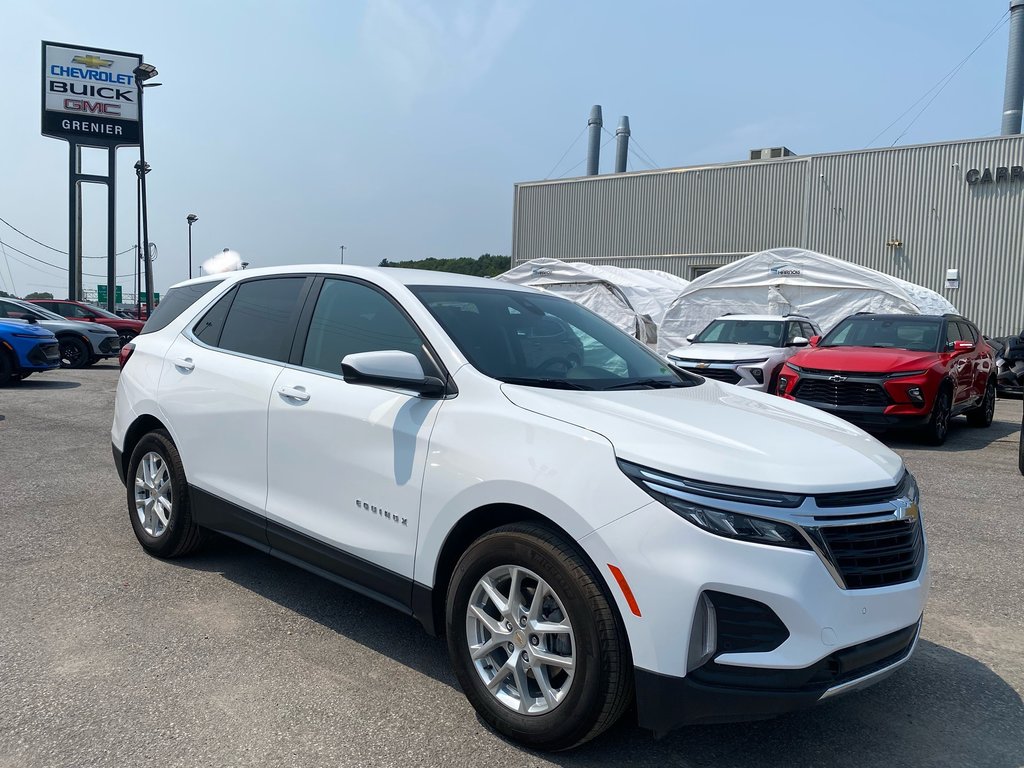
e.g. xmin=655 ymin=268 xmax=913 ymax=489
xmin=666 ymin=497 xmax=809 ymax=548
xmin=886 ymin=370 xmax=927 ymax=379
xmin=902 ymin=471 xmax=920 ymax=505
xmin=12 ymin=332 xmax=47 ymax=338
xmin=785 ymin=362 xmax=803 ymax=372
xmin=618 ymin=460 xmax=810 ymax=549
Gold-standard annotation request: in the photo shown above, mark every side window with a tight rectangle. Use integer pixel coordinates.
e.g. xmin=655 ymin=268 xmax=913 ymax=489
xmin=960 ymin=322 xmax=978 ymax=343
xmin=800 ymin=322 xmax=817 ymax=339
xmin=946 ymin=322 xmax=965 ymax=347
xmin=785 ymin=321 xmax=802 ymax=343
xmin=141 ymin=279 xmax=225 ymax=335
xmin=218 ymin=278 xmax=305 ymax=362
xmin=301 ymin=279 xmax=429 ymax=375
xmin=66 ymin=304 xmax=93 ymax=318
xmin=193 ymin=288 xmax=236 ymax=346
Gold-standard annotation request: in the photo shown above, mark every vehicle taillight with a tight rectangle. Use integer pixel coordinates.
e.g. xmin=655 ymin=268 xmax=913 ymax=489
xmin=118 ymin=342 xmax=135 ymax=369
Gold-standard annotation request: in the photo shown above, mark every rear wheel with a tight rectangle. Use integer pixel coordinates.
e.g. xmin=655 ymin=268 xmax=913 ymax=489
xmin=126 ymin=430 xmax=203 ymax=558
xmin=922 ymin=386 xmax=953 ymax=445
xmin=965 ymin=377 xmax=996 ymax=427
xmin=58 ymin=336 xmax=89 ymax=369
xmin=118 ymin=330 xmax=137 ymax=347
xmin=446 ymin=523 xmax=632 ymax=751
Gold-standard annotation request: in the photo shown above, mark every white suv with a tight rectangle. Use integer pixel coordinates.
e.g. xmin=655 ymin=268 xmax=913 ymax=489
xmin=666 ymin=314 xmax=822 ymax=392
xmin=112 ymin=267 xmax=927 ymax=750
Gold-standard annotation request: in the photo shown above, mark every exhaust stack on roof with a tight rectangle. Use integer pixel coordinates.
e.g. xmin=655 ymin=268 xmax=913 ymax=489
xmin=586 ymin=105 xmax=603 ymax=175
xmin=614 ymin=116 xmax=631 ymax=173
xmin=1001 ymin=0 xmax=1024 ymax=134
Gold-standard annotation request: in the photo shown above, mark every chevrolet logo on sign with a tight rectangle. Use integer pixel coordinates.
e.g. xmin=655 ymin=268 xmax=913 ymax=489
xmin=72 ymin=54 xmax=114 ymax=68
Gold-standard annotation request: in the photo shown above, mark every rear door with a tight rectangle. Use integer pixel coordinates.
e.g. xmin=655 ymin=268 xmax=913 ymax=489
xmin=158 ymin=276 xmax=310 ymax=538
xmin=945 ymin=320 xmax=974 ymax=404
xmin=265 ymin=276 xmax=446 ymax=591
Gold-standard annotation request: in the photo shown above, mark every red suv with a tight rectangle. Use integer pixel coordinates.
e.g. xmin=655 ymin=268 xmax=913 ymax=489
xmin=776 ymin=313 xmax=996 ymax=444
xmin=29 ymin=300 xmax=144 ymax=346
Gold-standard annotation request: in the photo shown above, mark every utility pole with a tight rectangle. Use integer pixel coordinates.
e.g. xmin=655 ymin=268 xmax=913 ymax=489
xmin=339 ymin=245 xmax=346 ymax=264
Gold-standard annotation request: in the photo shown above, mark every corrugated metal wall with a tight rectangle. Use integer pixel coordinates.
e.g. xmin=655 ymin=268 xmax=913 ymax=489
xmin=513 ymin=136 xmax=1024 ymax=335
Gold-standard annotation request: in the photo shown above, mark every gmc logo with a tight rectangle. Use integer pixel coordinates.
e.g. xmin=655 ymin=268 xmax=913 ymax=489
xmin=63 ymin=98 xmax=121 ymax=115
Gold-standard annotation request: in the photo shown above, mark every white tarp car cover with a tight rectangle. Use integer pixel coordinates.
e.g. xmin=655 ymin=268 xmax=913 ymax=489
xmin=495 ymin=259 xmax=689 ymax=344
xmin=657 ymin=247 xmax=958 ymax=354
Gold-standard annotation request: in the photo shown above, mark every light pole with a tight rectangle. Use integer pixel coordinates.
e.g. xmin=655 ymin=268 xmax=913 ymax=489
xmin=134 ymin=160 xmax=150 ymax=318
xmin=339 ymin=245 xmax=346 ymax=264
xmin=134 ymin=62 xmax=159 ymax=315
xmin=186 ymin=214 xmax=198 ymax=279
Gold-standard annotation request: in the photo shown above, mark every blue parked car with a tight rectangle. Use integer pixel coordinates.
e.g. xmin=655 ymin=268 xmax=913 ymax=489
xmin=0 ymin=318 xmax=62 ymax=385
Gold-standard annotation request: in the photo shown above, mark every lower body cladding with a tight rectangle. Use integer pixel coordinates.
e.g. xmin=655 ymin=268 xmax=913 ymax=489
xmin=581 ymin=501 xmax=929 ymax=736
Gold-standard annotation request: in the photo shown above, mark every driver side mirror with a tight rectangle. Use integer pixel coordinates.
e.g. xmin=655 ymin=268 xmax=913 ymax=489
xmin=808 ymin=335 xmax=821 ymax=347
xmin=685 ymin=333 xmax=696 ymax=343
xmin=341 ymin=350 xmax=446 ymax=398
xmin=790 ymin=336 xmax=809 ymax=347
xmin=953 ymin=340 xmax=975 ymax=353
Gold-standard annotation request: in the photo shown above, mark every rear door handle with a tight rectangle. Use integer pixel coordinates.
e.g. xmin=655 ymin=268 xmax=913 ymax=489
xmin=172 ymin=357 xmax=195 ymax=372
xmin=278 ymin=386 xmax=310 ymax=402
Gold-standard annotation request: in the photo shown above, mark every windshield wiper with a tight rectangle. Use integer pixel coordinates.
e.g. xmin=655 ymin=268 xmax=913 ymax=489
xmin=498 ymin=377 xmax=593 ymax=390
xmin=602 ymin=378 xmax=688 ymax=391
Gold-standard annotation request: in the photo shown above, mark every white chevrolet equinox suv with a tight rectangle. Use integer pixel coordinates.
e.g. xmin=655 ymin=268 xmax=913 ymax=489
xmin=112 ymin=266 xmax=928 ymax=750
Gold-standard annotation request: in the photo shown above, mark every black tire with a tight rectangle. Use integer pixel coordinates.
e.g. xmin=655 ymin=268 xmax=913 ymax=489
xmin=965 ymin=377 xmax=996 ymax=427
xmin=445 ymin=523 xmax=632 ymax=751
xmin=18 ymin=371 xmax=32 ymax=379
xmin=0 ymin=351 xmax=13 ymax=386
xmin=58 ymin=335 xmax=90 ymax=369
xmin=922 ymin=385 xmax=953 ymax=445
xmin=125 ymin=430 xmax=203 ymax=558
xmin=118 ymin=330 xmax=137 ymax=347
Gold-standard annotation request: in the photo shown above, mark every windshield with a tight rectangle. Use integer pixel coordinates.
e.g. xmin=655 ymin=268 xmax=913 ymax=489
xmin=411 ymin=285 xmax=699 ymax=391
xmin=3 ymin=299 xmax=63 ymax=321
xmin=694 ymin=318 xmax=785 ymax=346
xmin=88 ymin=305 xmax=122 ymax=320
xmin=820 ymin=316 xmax=942 ymax=352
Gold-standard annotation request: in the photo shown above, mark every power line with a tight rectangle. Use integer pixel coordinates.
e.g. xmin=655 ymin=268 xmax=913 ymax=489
xmin=866 ymin=11 xmax=1010 ymax=148
xmin=544 ymin=125 xmax=589 ymax=179
xmin=0 ymin=237 xmax=136 ymax=279
xmin=0 ymin=240 xmax=18 ymax=295
xmin=0 ymin=214 xmax=135 ymax=258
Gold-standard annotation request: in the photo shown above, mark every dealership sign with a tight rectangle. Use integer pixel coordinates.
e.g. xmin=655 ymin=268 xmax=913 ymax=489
xmin=41 ymin=42 xmax=142 ymax=146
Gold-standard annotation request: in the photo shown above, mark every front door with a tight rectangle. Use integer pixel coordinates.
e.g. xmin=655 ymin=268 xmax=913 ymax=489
xmin=265 ymin=277 xmax=445 ymax=591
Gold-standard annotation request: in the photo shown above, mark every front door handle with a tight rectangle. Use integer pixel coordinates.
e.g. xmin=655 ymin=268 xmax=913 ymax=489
xmin=172 ymin=357 xmax=195 ymax=372
xmin=278 ymin=386 xmax=310 ymax=402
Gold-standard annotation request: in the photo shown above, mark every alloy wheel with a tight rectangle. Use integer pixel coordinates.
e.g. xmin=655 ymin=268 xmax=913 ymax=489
xmin=465 ymin=565 xmax=576 ymax=715
xmin=134 ymin=451 xmax=172 ymax=537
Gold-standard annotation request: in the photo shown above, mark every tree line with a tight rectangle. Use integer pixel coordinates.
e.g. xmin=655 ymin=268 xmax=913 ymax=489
xmin=378 ymin=254 xmax=510 ymax=277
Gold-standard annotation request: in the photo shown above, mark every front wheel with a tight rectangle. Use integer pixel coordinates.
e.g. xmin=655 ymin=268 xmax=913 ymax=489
xmin=118 ymin=330 xmax=137 ymax=347
xmin=58 ymin=336 xmax=89 ymax=369
xmin=0 ymin=352 xmax=13 ymax=386
xmin=922 ymin=386 xmax=953 ymax=445
xmin=126 ymin=430 xmax=203 ymax=558
xmin=965 ymin=378 xmax=996 ymax=427
xmin=445 ymin=524 xmax=632 ymax=751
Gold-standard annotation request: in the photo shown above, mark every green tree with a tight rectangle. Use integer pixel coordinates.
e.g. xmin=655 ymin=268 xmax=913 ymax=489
xmin=379 ymin=254 xmax=510 ymax=277
xmin=0 ymin=290 xmax=14 ymax=299
xmin=23 ymin=291 xmax=54 ymax=300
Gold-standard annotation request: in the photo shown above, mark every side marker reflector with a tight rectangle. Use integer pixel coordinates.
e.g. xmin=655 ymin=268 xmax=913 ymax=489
xmin=607 ymin=564 xmax=642 ymax=617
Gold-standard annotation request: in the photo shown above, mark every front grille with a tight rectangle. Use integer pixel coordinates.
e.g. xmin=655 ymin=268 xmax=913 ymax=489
xmin=819 ymin=519 xmax=924 ymax=589
xmin=815 ymin=475 xmax=905 ymax=509
xmin=98 ymin=336 xmax=121 ymax=353
xmin=691 ymin=367 xmax=742 ymax=385
xmin=27 ymin=342 xmax=60 ymax=365
xmin=795 ymin=379 xmax=889 ymax=407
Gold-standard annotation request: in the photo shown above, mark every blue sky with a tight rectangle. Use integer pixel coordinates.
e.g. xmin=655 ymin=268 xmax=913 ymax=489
xmin=0 ymin=0 xmax=1014 ymax=297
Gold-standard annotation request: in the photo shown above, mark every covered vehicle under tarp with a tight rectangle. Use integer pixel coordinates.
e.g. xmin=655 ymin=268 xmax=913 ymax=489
xmin=657 ymin=247 xmax=959 ymax=354
xmin=495 ymin=259 xmax=688 ymax=344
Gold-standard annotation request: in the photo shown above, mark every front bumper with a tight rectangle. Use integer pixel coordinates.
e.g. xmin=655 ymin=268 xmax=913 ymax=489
xmin=94 ymin=335 xmax=122 ymax=357
xmin=23 ymin=341 xmax=61 ymax=370
xmin=635 ymin=619 xmax=920 ymax=734
xmin=668 ymin=357 xmax=775 ymax=391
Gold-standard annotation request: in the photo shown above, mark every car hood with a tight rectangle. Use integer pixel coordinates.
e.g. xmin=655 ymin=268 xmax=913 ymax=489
xmin=0 ymin=319 xmax=54 ymax=337
xmin=667 ymin=343 xmax=782 ymax=362
xmin=500 ymin=381 xmax=902 ymax=494
xmin=789 ymin=346 xmax=938 ymax=372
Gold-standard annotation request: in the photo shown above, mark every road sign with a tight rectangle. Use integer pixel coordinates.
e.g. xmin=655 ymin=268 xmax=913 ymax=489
xmin=139 ymin=291 xmax=159 ymax=304
xmin=97 ymin=285 xmax=123 ymax=303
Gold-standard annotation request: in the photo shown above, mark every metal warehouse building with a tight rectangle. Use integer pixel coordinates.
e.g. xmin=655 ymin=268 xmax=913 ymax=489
xmin=511 ymin=134 xmax=1024 ymax=337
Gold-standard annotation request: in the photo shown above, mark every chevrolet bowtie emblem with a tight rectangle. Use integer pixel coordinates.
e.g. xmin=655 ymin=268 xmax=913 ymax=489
xmin=696 ymin=362 xmax=710 ymax=369
xmin=829 ymin=374 xmax=847 ymax=383
xmin=72 ymin=55 xmax=114 ymax=68
xmin=892 ymin=497 xmax=919 ymax=522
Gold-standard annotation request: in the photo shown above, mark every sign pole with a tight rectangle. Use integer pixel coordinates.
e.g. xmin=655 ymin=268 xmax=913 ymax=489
xmin=67 ymin=143 xmax=77 ymax=301
xmin=106 ymin=147 xmax=117 ymax=312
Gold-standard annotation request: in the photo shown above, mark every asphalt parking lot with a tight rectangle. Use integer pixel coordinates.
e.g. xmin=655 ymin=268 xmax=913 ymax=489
xmin=1 ymin=365 xmax=1022 ymax=768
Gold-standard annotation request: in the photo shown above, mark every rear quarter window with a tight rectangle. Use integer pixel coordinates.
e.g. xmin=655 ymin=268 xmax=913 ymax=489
xmin=140 ymin=280 xmax=225 ymax=335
